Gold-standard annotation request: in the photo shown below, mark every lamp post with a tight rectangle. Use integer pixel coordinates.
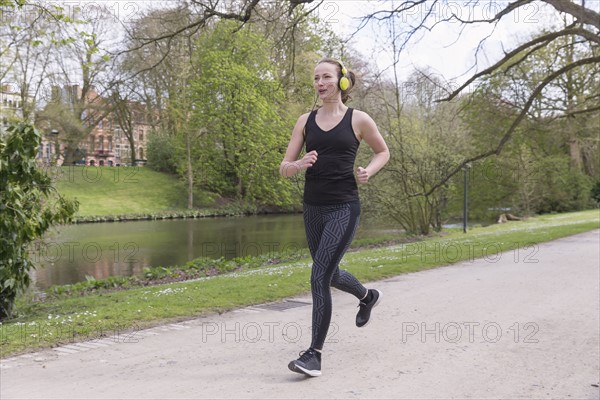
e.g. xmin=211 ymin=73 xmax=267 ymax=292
xmin=463 ymin=163 xmax=471 ymax=233
xmin=50 ymin=129 xmax=59 ymax=165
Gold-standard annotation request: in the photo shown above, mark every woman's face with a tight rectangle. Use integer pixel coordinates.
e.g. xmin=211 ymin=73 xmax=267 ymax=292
xmin=314 ymin=62 xmax=340 ymax=101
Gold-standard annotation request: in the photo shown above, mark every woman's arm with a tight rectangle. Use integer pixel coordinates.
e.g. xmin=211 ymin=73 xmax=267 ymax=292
xmin=279 ymin=113 xmax=318 ymax=177
xmin=353 ymin=110 xmax=390 ymax=184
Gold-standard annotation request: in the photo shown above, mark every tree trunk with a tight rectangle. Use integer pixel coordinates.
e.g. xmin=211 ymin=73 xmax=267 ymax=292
xmin=128 ymin=136 xmax=136 ymax=166
xmin=569 ymin=135 xmax=582 ymax=170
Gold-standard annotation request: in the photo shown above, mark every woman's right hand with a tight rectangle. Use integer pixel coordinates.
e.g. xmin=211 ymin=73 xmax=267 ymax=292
xmin=298 ymin=150 xmax=318 ymax=170
xmin=279 ymin=150 xmax=318 ymax=177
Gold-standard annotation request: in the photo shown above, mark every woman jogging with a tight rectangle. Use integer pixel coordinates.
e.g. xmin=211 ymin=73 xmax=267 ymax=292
xmin=279 ymin=58 xmax=390 ymax=377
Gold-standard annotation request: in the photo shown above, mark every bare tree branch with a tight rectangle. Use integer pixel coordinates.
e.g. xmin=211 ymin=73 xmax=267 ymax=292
xmin=413 ymin=55 xmax=600 ymax=198
xmin=453 ymin=0 xmax=535 ymax=24
xmin=438 ymin=26 xmax=597 ymax=102
xmin=558 ymin=104 xmax=600 ymax=118
xmin=544 ymin=0 xmax=600 ymax=29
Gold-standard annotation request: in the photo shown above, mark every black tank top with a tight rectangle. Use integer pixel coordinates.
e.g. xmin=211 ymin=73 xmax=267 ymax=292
xmin=303 ymin=108 xmax=360 ymax=205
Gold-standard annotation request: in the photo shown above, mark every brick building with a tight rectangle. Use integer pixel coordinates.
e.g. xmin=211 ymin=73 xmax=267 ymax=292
xmin=45 ymin=86 xmax=150 ymax=166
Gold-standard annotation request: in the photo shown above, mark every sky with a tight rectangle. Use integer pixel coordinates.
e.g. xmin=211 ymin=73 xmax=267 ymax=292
xmin=87 ymin=0 xmax=566 ymax=86
xmin=5 ymin=0 xmax=595 ymax=95
xmin=314 ymin=0 xmax=572 ymax=86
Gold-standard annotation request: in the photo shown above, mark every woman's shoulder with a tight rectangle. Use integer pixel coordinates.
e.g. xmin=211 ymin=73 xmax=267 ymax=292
xmin=295 ymin=112 xmax=312 ymax=125
xmin=350 ymin=109 xmax=375 ymax=125
xmin=301 ymin=109 xmax=319 ymax=119
xmin=350 ymin=109 xmax=379 ymax=140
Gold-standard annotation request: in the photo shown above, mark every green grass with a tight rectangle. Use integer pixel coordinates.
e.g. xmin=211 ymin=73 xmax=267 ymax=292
xmin=51 ymin=166 xmax=188 ymax=217
xmin=1 ymin=210 xmax=598 ymax=358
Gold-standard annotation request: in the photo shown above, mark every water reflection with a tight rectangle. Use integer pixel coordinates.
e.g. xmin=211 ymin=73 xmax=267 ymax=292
xmin=31 ymin=214 xmax=307 ymax=289
xmin=31 ymin=213 xmax=398 ymax=289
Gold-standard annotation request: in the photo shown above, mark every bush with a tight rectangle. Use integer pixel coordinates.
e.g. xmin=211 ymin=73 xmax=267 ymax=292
xmin=591 ymin=180 xmax=600 ymax=205
xmin=0 ymin=124 xmax=78 ymax=319
xmin=535 ymin=157 xmax=592 ymax=214
xmin=146 ymin=131 xmax=178 ymax=174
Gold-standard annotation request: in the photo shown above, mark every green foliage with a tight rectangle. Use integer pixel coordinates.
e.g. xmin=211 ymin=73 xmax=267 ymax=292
xmin=448 ymin=39 xmax=599 ymax=220
xmin=48 ymin=275 xmax=131 ymax=297
xmin=591 ymin=181 xmax=600 ymax=205
xmin=533 ymin=156 xmax=592 ymax=213
xmin=146 ymin=131 xmax=178 ymax=174
xmin=0 ymin=0 xmax=24 ymax=10
xmin=190 ymin=20 xmax=295 ymax=206
xmin=0 ymin=124 xmax=78 ymax=319
xmin=70 ymin=206 xmax=250 ymax=223
xmin=446 ymin=157 xmax=518 ymax=223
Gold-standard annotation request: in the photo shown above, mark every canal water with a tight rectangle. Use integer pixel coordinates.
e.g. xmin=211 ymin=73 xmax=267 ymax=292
xmin=31 ymin=213 xmax=398 ymax=289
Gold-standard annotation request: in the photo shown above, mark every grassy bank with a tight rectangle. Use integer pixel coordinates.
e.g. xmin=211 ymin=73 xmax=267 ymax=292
xmin=51 ymin=166 xmax=189 ymax=217
xmin=51 ymin=166 xmax=296 ymax=221
xmin=1 ymin=210 xmax=598 ymax=358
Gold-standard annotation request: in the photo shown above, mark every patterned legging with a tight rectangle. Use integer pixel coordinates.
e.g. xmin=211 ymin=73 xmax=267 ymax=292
xmin=303 ymin=201 xmax=367 ymax=350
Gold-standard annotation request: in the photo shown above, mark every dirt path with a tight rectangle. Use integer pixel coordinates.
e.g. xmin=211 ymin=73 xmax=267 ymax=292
xmin=2 ymin=230 xmax=599 ymax=399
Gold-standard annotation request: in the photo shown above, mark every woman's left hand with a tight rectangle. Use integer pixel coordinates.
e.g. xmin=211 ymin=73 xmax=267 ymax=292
xmin=356 ymin=167 xmax=369 ymax=184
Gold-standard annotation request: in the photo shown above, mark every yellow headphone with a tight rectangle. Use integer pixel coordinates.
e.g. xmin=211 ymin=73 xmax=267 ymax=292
xmin=336 ymin=60 xmax=350 ymax=91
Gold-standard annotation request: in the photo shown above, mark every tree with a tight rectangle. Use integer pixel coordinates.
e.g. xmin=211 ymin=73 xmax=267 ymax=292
xmin=346 ymin=9 xmax=469 ymax=234
xmin=190 ymin=20 xmax=292 ymax=206
xmin=359 ymin=69 xmax=468 ymax=234
xmin=120 ymin=5 xmax=205 ymax=207
xmin=120 ymin=3 xmax=338 ymax=209
xmin=109 ymin=85 xmax=149 ymax=166
xmin=448 ymin=19 xmax=599 ymax=217
xmin=355 ymin=0 xmax=600 ymax=194
xmin=0 ymin=1 xmax=79 ymax=140
xmin=117 ymin=0 xmax=330 ymax=92
xmin=0 ymin=123 xmax=78 ymax=319
xmin=35 ymin=6 xmax=116 ymax=164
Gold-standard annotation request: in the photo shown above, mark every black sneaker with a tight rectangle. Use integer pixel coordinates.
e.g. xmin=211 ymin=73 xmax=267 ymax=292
xmin=356 ymin=289 xmax=382 ymax=327
xmin=288 ymin=348 xmax=321 ymax=377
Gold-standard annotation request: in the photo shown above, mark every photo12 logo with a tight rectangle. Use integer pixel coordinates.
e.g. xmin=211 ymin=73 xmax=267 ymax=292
xmin=2 ymin=321 xmax=142 ymax=346
xmin=198 ymin=321 xmax=340 ymax=345
xmin=40 ymin=165 xmax=140 ymax=184
xmin=30 ymin=241 xmax=139 ymax=264
xmin=397 ymin=241 xmax=539 ymax=264
xmin=401 ymin=321 xmax=540 ymax=344
xmin=398 ymin=1 xmax=540 ymax=24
